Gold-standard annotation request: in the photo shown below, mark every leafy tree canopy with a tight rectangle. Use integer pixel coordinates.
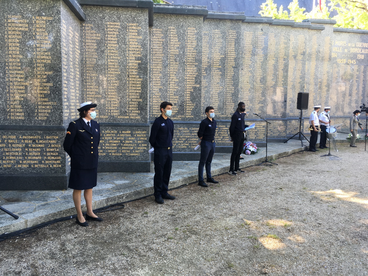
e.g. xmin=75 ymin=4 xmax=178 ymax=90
xmin=259 ymin=0 xmax=368 ymax=30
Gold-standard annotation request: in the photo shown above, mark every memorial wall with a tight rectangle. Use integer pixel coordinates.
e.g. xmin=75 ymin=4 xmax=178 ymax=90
xmin=0 ymin=0 xmax=367 ymax=190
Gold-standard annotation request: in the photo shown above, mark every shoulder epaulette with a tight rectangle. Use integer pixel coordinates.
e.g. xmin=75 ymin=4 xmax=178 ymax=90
xmin=72 ymin=121 xmax=76 ymax=124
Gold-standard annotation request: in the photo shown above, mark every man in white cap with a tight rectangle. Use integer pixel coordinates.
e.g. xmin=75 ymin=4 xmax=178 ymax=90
xmin=309 ymin=105 xmax=321 ymax=152
xmin=319 ymin=106 xmax=331 ymax=149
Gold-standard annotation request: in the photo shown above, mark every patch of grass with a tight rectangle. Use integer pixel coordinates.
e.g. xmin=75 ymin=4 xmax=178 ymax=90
xmin=247 ymin=236 xmax=258 ymax=240
xmin=283 ymin=223 xmax=291 ymax=228
xmin=167 ymin=236 xmax=174 ymax=240
xmin=175 ymin=228 xmax=179 ymax=231
xmin=143 ymin=211 xmax=148 ymax=215
xmin=266 ymin=222 xmax=276 ymax=228
xmin=227 ymin=262 xmax=235 ymax=268
xmin=253 ymin=245 xmax=260 ymax=249
xmin=303 ymin=187 xmax=307 ymax=190
xmin=225 ymin=227 xmax=229 ymax=230
xmin=267 ymin=234 xmax=280 ymax=240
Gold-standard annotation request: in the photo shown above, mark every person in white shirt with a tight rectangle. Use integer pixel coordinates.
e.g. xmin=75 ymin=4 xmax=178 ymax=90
xmin=318 ymin=106 xmax=331 ymax=149
xmin=309 ymin=105 xmax=321 ymax=152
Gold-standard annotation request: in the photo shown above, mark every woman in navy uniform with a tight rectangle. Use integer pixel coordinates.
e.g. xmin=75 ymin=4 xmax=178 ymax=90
xmin=63 ymin=102 xmax=102 ymax=226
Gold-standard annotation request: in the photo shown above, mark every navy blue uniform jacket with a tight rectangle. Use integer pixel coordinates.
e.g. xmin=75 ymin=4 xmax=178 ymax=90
xmin=63 ymin=118 xmax=100 ymax=170
xmin=149 ymin=115 xmax=174 ymax=148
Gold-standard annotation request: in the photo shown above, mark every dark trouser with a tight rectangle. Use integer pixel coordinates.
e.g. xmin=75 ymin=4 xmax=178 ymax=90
xmin=320 ymin=125 xmax=327 ymax=148
xmin=309 ymin=128 xmax=318 ymax=151
xmin=153 ymin=147 xmax=172 ymax=198
xmin=230 ymin=132 xmax=244 ymax=171
xmin=351 ymin=130 xmax=358 ymax=146
xmin=198 ymin=140 xmax=216 ymax=182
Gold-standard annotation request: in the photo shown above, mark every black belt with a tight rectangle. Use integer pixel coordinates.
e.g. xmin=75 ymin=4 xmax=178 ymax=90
xmin=203 ymin=140 xmax=215 ymax=143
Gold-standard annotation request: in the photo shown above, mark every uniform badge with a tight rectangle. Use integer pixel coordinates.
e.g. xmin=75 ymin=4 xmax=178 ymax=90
xmin=79 ymin=130 xmax=85 ymax=132
xmin=67 ymin=131 xmax=71 ymax=135
xmin=95 ymin=129 xmax=98 ymax=133
xmin=209 ymin=124 xmax=212 ymax=127
xmin=238 ymin=118 xmax=241 ymax=120
xmin=161 ymin=123 xmax=165 ymax=126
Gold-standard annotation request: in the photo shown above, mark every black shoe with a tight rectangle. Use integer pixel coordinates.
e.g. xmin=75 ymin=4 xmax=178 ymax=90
xmin=350 ymin=145 xmax=357 ymax=147
xmin=239 ymin=156 xmax=244 ymax=159
xmin=155 ymin=196 xmax=164 ymax=204
xmin=228 ymin=171 xmax=237 ymax=175
xmin=207 ymin=178 xmax=219 ymax=183
xmin=309 ymin=149 xmax=316 ymax=152
xmin=162 ymin=194 xmax=176 ymax=200
xmin=198 ymin=181 xmax=208 ymax=187
xmin=237 ymin=169 xmax=245 ymax=173
xmin=76 ymin=217 xmax=88 ymax=227
xmin=86 ymin=214 xmax=103 ymax=222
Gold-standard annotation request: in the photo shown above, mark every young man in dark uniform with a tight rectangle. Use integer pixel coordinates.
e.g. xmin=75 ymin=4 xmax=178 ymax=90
xmin=229 ymin=102 xmax=247 ymax=175
xmin=149 ymin=101 xmax=175 ymax=204
xmin=197 ymin=106 xmax=219 ymax=187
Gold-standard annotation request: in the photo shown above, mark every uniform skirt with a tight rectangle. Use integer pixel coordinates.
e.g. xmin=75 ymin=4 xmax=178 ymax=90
xmin=68 ymin=168 xmax=97 ymax=190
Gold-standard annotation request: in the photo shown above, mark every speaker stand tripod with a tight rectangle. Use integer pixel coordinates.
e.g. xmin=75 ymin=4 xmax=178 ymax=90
xmin=284 ymin=109 xmax=310 ymax=147
xmin=320 ymin=136 xmax=336 ymax=158
xmin=254 ymin=113 xmax=278 ymax=166
xmin=0 ymin=206 xmax=19 ymax=219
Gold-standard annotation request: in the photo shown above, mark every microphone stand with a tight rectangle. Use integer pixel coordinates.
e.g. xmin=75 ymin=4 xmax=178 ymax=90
xmin=254 ymin=113 xmax=278 ymax=166
xmin=320 ymin=127 xmax=336 ymax=158
xmin=0 ymin=206 xmax=19 ymax=219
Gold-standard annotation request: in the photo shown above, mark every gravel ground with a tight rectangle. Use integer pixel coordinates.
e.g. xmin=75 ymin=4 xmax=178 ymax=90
xmin=1 ymin=146 xmax=368 ymax=275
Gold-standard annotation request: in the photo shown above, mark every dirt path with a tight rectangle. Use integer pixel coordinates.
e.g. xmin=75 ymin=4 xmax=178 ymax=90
xmin=1 ymin=146 xmax=368 ymax=275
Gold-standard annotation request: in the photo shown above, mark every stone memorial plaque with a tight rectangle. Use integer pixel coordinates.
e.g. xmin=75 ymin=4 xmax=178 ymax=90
xmin=80 ymin=6 xmax=149 ymax=124
xmin=202 ymin=18 xmax=243 ymax=119
xmin=330 ymin=30 xmax=368 ymax=117
xmin=0 ymin=0 xmax=80 ymax=190
xmin=149 ymin=8 xmax=203 ymax=122
xmin=98 ymin=125 xmax=150 ymax=172
xmin=0 ymin=0 xmax=62 ymax=126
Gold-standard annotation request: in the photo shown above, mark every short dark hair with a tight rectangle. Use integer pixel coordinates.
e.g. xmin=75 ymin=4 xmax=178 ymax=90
xmin=79 ymin=109 xmax=89 ymax=118
xmin=205 ymin=106 xmax=214 ymax=113
xmin=238 ymin=102 xmax=245 ymax=108
xmin=160 ymin=101 xmax=172 ymax=112
xmin=353 ymin=110 xmax=361 ymax=115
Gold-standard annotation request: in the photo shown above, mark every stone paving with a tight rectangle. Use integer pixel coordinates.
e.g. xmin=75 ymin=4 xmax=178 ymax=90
xmin=0 ymin=133 xmax=364 ymax=236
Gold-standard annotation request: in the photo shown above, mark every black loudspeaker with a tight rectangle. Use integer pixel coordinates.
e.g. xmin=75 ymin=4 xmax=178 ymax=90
xmin=297 ymin=92 xmax=309 ymax=110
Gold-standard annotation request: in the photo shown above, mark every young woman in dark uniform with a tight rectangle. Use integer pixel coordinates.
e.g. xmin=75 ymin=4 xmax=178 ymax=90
xmin=63 ymin=102 xmax=102 ymax=227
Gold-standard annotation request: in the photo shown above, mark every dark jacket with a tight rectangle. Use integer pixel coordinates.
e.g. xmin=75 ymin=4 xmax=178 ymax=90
xmin=149 ymin=115 xmax=174 ymax=148
xmin=63 ymin=118 xmax=100 ymax=170
xmin=198 ymin=117 xmax=216 ymax=141
xmin=229 ymin=111 xmax=247 ymax=139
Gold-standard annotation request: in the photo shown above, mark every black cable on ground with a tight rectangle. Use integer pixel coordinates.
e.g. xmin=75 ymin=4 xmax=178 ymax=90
xmin=0 ymin=201 xmax=126 ymax=242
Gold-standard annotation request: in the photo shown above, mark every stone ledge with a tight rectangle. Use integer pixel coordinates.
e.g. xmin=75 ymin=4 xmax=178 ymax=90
xmin=63 ymin=0 xmax=86 ymax=21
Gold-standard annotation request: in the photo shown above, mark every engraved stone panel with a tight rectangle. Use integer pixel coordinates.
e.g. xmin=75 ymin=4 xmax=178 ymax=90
xmin=330 ymin=31 xmax=368 ymax=117
xmin=0 ymin=0 xmax=63 ymax=126
xmin=149 ymin=13 xmax=203 ymax=121
xmin=80 ymin=6 xmax=149 ymax=124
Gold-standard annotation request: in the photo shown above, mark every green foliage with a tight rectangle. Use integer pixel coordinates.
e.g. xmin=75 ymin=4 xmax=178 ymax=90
xmin=259 ymin=0 xmax=368 ymax=30
xmin=153 ymin=0 xmax=166 ymax=3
